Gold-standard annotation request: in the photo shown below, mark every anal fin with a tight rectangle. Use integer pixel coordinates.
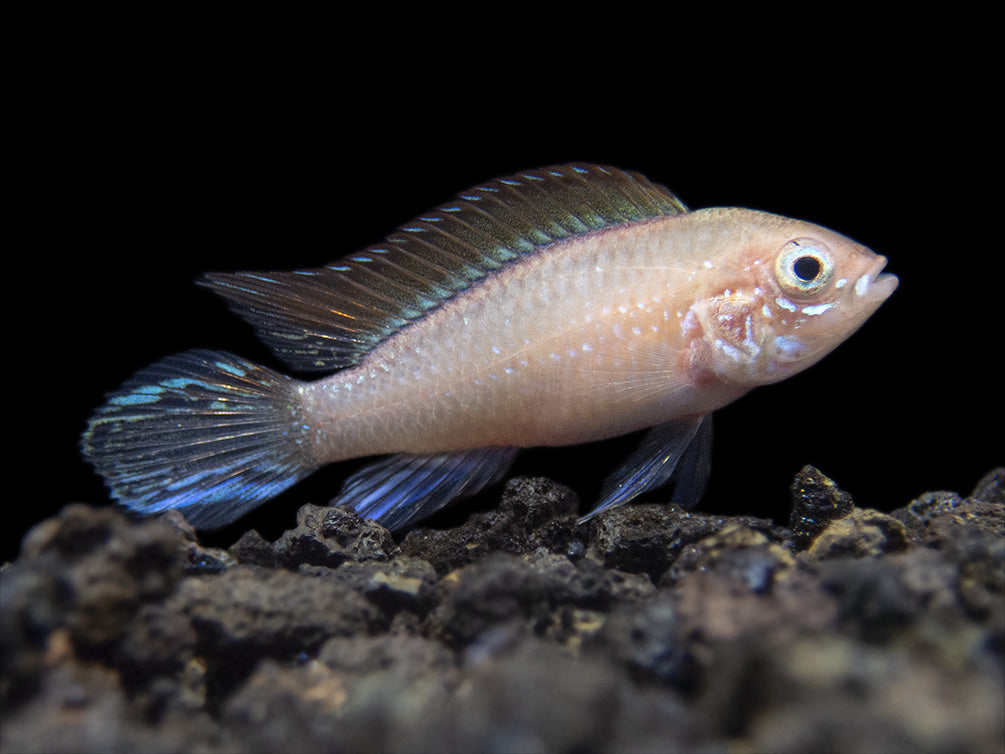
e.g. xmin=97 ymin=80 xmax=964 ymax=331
xmin=580 ymin=416 xmax=712 ymax=523
xmin=332 ymin=447 xmax=519 ymax=531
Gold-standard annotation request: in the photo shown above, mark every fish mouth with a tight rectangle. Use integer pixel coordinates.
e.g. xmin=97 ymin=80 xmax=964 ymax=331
xmin=861 ymin=255 xmax=899 ymax=301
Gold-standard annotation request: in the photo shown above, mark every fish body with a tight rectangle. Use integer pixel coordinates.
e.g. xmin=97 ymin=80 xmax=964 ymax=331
xmin=83 ymin=165 xmax=897 ymax=530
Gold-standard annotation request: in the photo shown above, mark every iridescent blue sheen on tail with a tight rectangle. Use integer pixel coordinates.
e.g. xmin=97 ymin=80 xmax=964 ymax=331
xmin=81 ymin=350 xmax=314 ymax=529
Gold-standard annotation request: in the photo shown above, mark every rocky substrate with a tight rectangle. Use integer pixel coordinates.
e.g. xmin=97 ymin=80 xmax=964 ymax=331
xmin=2 ymin=467 xmax=1003 ymax=753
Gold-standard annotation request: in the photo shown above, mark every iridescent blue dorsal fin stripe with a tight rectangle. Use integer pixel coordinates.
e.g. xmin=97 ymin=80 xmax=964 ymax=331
xmin=201 ymin=163 xmax=689 ymax=373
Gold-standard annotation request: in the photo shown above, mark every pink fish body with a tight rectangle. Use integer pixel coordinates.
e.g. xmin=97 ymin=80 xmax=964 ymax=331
xmin=83 ymin=165 xmax=897 ymax=530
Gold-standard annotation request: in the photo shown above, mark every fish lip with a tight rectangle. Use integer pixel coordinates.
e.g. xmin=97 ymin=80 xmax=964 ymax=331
xmin=865 ymin=255 xmax=899 ymax=300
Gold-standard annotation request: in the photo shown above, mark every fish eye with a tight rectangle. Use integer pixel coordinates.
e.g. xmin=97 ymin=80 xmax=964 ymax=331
xmin=775 ymin=238 xmax=834 ymax=297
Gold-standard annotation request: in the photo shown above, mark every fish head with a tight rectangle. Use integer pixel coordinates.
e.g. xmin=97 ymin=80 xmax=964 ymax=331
xmin=690 ymin=209 xmax=898 ymax=387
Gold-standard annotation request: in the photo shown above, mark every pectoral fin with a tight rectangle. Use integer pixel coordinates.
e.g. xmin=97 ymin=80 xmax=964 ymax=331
xmin=333 ymin=447 xmax=519 ymax=531
xmin=580 ymin=416 xmax=712 ymax=523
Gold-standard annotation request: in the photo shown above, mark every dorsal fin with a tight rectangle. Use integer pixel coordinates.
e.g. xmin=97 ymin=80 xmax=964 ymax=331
xmin=201 ymin=163 xmax=688 ymax=373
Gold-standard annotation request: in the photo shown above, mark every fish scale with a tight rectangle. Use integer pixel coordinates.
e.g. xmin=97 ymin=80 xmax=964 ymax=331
xmin=83 ymin=164 xmax=897 ymax=531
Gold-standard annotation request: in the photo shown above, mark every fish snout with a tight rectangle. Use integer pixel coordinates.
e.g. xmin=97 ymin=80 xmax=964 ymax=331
xmin=855 ymin=254 xmax=899 ymax=303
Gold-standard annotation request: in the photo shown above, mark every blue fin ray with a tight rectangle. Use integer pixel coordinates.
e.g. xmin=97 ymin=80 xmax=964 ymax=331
xmin=580 ymin=417 xmax=712 ymax=523
xmin=82 ymin=350 xmax=315 ymax=529
xmin=664 ymin=416 xmax=714 ymax=509
xmin=333 ymin=447 xmax=519 ymax=531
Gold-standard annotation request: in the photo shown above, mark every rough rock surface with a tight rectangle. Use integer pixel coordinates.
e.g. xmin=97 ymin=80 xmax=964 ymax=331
xmin=2 ymin=467 xmax=1003 ymax=753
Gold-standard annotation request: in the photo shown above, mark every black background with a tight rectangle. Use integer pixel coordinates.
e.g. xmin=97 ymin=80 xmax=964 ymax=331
xmin=9 ymin=24 xmax=999 ymax=561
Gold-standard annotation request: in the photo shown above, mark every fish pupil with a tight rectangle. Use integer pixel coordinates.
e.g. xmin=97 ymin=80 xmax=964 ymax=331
xmin=793 ymin=255 xmax=821 ymax=282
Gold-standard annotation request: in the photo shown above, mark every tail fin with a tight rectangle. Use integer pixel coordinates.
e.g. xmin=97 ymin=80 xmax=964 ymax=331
xmin=82 ymin=350 xmax=316 ymax=529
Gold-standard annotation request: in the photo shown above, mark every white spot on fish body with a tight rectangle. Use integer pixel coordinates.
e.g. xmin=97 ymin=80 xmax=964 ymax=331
xmin=762 ymin=304 xmax=772 ymax=318
xmin=775 ymin=335 xmax=806 ymax=359
xmin=681 ymin=308 xmax=698 ymax=333
xmin=776 ymin=297 xmax=797 ymax=312
xmin=703 ymin=260 xmax=714 ymax=269
xmin=802 ymin=303 xmax=834 ymax=316
xmin=715 ymin=339 xmax=745 ymax=363
xmin=835 ymin=277 xmax=848 ymax=289
xmin=743 ymin=315 xmax=757 ymax=349
xmin=855 ymin=275 xmax=871 ymax=296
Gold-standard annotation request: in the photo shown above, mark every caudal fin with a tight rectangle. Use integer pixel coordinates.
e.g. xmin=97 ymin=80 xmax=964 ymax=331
xmin=82 ymin=350 xmax=316 ymax=529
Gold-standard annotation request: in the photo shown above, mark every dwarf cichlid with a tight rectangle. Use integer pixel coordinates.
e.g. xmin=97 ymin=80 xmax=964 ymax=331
xmin=83 ymin=164 xmax=897 ymax=530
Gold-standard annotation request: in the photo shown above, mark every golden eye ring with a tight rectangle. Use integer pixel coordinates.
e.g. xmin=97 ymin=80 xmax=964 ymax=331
xmin=775 ymin=238 xmax=834 ymax=297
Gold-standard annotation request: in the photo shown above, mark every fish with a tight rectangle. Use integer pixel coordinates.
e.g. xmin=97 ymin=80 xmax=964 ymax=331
xmin=82 ymin=164 xmax=898 ymax=531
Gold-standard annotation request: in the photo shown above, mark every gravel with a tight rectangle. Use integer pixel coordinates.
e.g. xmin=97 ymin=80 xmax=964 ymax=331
xmin=2 ymin=466 xmax=1002 ymax=753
